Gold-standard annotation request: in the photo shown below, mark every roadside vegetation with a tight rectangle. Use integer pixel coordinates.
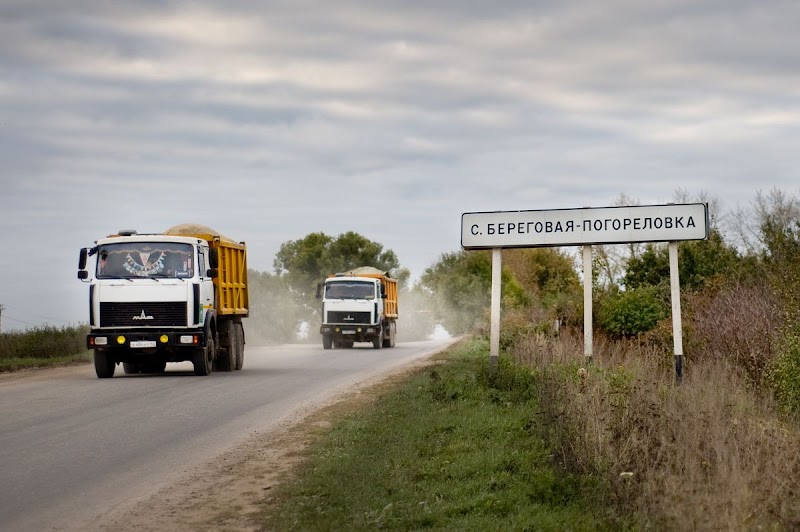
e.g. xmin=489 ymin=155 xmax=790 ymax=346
xmin=0 ymin=325 xmax=90 ymax=371
xmin=262 ymin=338 xmax=627 ymax=531
xmin=261 ymin=188 xmax=800 ymax=529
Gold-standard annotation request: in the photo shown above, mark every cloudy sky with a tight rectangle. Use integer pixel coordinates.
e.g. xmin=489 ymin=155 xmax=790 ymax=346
xmin=1 ymin=0 xmax=799 ymax=330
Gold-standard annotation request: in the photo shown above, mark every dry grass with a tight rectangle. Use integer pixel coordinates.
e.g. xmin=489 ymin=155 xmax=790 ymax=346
xmin=512 ymin=326 xmax=800 ymax=530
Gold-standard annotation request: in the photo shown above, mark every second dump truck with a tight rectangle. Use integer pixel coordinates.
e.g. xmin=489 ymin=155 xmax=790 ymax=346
xmin=318 ymin=267 xmax=398 ymax=349
xmin=77 ymin=223 xmax=249 ymax=378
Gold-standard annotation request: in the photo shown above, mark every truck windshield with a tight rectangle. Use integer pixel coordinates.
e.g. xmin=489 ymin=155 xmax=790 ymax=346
xmin=96 ymin=242 xmax=194 ymax=279
xmin=325 ymin=281 xmax=375 ymax=299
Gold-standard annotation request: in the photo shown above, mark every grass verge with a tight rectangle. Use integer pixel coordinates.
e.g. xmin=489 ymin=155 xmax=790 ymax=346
xmin=0 ymin=352 xmax=92 ymax=372
xmin=261 ymin=338 xmax=624 ymax=531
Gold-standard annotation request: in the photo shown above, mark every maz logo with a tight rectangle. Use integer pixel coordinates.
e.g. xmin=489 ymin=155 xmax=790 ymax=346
xmin=132 ymin=310 xmax=154 ymax=320
xmin=344 ymin=315 xmax=355 ymax=321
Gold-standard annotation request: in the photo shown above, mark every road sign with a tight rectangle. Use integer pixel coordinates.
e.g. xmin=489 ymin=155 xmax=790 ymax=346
xmin=462 ymin=203 xmax=708 ymax=249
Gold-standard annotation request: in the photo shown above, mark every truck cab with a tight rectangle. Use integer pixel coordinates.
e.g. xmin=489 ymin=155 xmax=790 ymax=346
xmin=78 ymin=228 xmax=246 ymax=378
xmin=318 ymin=270 xmax=398 ymax=350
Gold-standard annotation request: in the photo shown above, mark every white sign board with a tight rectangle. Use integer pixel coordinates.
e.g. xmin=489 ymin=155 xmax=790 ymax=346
xmin=462 ymin=203 xmax=708 ymax=249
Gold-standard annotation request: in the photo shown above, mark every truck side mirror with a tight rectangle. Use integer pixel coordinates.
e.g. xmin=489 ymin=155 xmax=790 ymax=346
xmin=315 ymin=283 xmax=323 ymax=299
xmin=78 ymin=248 xmax=88 ymax=270
xmin=209 ymin=248 xmax=219 ymax=269
xmin=380 ymin=284 xmax=386 ymax=298
xmin=208 ymin=268 xmax=219 ymax=279
xmin=78 ymin=270 xmax=89 ymax=280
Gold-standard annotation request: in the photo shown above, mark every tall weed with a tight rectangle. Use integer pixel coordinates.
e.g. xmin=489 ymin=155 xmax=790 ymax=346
xmin=515 ymin=328 xmax=800 ymax=530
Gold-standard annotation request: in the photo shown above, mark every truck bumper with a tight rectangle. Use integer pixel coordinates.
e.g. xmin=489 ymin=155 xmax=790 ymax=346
xmin=87 ymin=329 xmax=206 ymax=352
xmin=320 ymin=324 xmax=380 ymax=343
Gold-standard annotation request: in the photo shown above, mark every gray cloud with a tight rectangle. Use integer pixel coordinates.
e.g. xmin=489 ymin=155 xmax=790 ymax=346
xmin=1 ymin=0 xmax=799 ymax=328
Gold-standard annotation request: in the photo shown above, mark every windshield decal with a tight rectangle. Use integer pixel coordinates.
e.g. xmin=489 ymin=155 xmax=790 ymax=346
xmin=123 ymin=251 xmax=166 ymax=276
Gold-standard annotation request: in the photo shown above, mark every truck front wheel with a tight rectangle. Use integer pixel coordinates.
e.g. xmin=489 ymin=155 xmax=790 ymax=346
xmin=193 ymin=337 xmax=215 ymax=376
xmin=322 ymin=334 xmax=333 ymax=350
xmin=94 ymin=351 xmax=116 ymax=378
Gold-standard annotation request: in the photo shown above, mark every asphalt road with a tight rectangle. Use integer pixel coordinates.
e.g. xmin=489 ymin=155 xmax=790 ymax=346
xmin=0 ymin=339 xmax=455 ymax=532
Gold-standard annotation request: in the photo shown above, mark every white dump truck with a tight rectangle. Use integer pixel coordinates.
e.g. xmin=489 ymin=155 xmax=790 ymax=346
xmin=77 ymin=224 xmax=248 ymax=378
xmin=317 ymin=267 xmax=398 ymax=349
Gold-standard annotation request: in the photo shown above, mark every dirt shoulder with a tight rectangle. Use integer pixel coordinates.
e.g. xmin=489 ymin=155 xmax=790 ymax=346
xmin=88 ymin=355 xmax=446 ymax=532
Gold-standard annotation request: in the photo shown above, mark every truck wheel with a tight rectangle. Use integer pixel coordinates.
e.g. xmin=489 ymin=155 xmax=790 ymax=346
xmin=217 ymin=321 xmax=235 ymax=372
xmin=122 ymin=362 xmax=141 ymax=375
xmin=372 ymin=327 xmax=383 ymax=349
xmin=193 ymin=336 xmax=214 ymax=376
xmin=94 ymin=351 xmax=115 ymax=378
xmin=381 ymin=322 xmax=391 ymax=348
xmin=383 ymin=322 xmax=396 ymax=348
xmin=234 ymin=323 xmax=245 ymax=370
xmin=322 ymin=334 xmax=333 ymax=350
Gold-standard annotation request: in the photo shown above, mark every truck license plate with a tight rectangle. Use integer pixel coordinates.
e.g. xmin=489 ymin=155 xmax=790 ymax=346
xmin=131 ymin=340 xmax=157 ymax=348
xmin=341 ymin=330 xmax=355 ymax=335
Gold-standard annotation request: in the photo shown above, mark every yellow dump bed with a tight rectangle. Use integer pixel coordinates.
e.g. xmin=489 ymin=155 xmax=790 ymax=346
xmin=210 ymin=238 xmax=249 ymax=316
xmin=164 ymin=224 xmax=249 ymax=317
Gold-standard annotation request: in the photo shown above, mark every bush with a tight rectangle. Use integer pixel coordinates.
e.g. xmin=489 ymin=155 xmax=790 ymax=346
xmin=686 ymin=279 xmax=780 ymax=388
xmin=0 ymin=325 xmax=90 ymax=370
xmin=768 ymin=332 xmax=800 ymax=414
xmin=596 ymin=285 xmax=669 ymax=338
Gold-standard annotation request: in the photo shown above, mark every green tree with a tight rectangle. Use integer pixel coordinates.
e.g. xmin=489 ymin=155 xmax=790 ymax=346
xmin=623 ymin=229 xmax=742 ymax=291
xmin=420 ymin=250 xmax=527 ymax=335
xmin=596 ymin=285 xmax=669 ymax=338
xmin=502 ymin=248 xmax=581 ymax=323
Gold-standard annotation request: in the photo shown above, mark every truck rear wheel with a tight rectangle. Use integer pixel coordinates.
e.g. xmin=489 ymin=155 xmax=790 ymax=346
xmin=193 ymin=337 xmax=214 ymax=376
xmin=383 ymin=322 xmax=396 ymax=348
xmin=216 ymin=321 xmax=236 ymax=372
xmin=123 ymin=362 xmax=141 ymax=375
xmin=234 ymin=323 xmax=245 ymax=370
xmin=94 ymin=351 xmax=115 ymax=378
xmin=322 ymin=334 xmax=333 ymax=350
xmin=372 ymin=327 xmax=383 ymax=349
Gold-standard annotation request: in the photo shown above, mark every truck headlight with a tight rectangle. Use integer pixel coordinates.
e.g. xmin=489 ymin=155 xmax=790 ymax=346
xmin=94 ymin=337 xmax=108 ymax=346
xmin=160 ymin=335 xmax=169 ymax=344
xmin=179 ymin=335 xmax=195 ymax=344
xmin=116 ymin=335 xmax=126 ymax=345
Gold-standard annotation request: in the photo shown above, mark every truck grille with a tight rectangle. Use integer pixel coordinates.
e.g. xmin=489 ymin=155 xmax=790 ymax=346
xmin=326 ymin=311 xmax=372 ymax=324
xmin=100 ymin=302 xmax=187 ymax=327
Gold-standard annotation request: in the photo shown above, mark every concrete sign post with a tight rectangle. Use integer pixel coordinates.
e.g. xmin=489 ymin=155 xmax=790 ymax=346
xmin=462 ymin=203 xmax=708 ymax=381
xmin=582 ymin=246 xmax=593 ymax=364
xmin=490 ymin=248 xmax=502 ymax=370
xmin=669 ymin=241 xmax=684 ymax=383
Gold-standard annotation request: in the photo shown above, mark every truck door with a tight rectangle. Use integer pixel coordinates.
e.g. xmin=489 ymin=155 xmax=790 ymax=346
xmin=198 ymin=247 xmax=215 ymax=322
